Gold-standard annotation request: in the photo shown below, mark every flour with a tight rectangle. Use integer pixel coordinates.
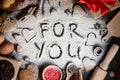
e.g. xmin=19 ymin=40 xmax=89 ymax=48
xmin=5 ymin=1 xmax=107 ymax=70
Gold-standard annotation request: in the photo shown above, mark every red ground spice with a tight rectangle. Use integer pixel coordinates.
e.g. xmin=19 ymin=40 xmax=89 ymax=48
xmin=43 ymin=66 xmax=62 ymax=80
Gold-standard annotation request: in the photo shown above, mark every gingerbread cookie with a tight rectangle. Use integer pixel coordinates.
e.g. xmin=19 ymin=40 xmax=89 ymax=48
xmin=19 ymin=64 xmax=39 ymax=80
xmin=1 ymin=0 xmax=15 ymax=8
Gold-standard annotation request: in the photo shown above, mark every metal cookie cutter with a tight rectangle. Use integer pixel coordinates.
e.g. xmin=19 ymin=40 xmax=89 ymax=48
xmin=19 ymin=7 xmax=36 ymax=22
xmin=93 ymin=46 xmax=103 ymax=56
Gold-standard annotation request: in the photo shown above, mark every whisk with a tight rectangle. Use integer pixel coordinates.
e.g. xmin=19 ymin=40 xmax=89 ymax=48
xmin=35 ymin=0 xmax=43 ymax=19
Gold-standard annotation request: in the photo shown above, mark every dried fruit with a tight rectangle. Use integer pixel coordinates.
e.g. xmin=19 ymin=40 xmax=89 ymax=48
xmin=0 ymin=41 xmax=14 ymax=55
xmin=0 ymin=33 xmax=5 ymax=44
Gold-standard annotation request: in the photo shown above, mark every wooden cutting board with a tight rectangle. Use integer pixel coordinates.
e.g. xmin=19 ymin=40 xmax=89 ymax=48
xmin=103 ymin=12 xmax=120 ymax=42
xmin=90 ymin=12 xmax=120 ymax=80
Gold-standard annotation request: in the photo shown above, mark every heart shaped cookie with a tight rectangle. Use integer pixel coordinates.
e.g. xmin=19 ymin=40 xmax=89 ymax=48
xmin=82 ymin=57 xmax=96 ymax=71
xmin=19 ymin=64 xmax=39 ymax=80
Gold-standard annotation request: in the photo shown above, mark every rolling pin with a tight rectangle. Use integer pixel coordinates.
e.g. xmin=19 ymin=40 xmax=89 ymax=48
xmin=90 ymin=44 xmax=119 ymax=80
xmin=90 ymin=11 xmax=120 ymax=80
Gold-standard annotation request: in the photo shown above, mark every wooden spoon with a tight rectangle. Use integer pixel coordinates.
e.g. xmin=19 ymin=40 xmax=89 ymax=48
xmin=78 ymin=68 xmax=83 ymax=80
xmin=66 ymin=63 xmax=76 ymax=80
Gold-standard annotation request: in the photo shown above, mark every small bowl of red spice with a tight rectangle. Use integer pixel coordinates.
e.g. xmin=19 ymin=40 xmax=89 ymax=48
xmin=42 ymin=65 xmax=62 ymax=80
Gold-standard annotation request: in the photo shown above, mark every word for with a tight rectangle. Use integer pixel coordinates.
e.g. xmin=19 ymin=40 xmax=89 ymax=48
xmin=39 ymin=22 xmax=84 ymax=39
